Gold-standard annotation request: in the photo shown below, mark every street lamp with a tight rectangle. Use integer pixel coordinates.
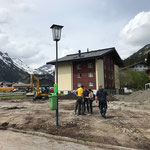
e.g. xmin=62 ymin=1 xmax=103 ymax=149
xmin=50 ymin=24 xmax=63 ymax=126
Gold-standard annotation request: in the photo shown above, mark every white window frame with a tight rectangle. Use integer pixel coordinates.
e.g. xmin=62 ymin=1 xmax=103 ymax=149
xmin=88 ymin=72 xmax=93 ymax=77
xmin=88 ymin=63 xmax=93 ymax=68
xmin=77 ymin=73 xmax=82 ymax=78
xmin=89 ymin=82 xmax=94 ymax=87
xmin=77 ymin=82 xmax=82 ymax=87
xmin=77 ymin=64 xmax=81 ymax=70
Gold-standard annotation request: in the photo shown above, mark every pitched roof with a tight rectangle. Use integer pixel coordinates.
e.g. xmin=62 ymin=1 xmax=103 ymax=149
xmin=120 ymin=61 xmax=147 ymax=70
xmin=47 ymin=47 xmax=123 ymax=67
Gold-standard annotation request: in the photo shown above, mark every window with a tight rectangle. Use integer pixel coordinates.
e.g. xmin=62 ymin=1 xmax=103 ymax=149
xmin=77 ymin=82 xmax=82 ymax=87
xmin=89 ymin=82 xmax=94 ymax=87
xmin=77 ymin=73 xmax=82 ymax=78
xmin=88 ymin=72 xmax=93 ymax=77
xmin=109 ymin=83 xmax=111 ymax=87
xmin=77 ymin=64 xmax=81 ymax=70
xmin=88 ymin=63 xmax=93 ymax=68
xmin=60 ymin=91 xmax=63 ymax=94
xmin=111 ymin=59 xmax=113 ymax=64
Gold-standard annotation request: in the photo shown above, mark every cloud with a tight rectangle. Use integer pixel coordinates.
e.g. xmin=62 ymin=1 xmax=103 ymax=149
xmin=0 ymin=0 xmax=150 ymax=68
xmin=120 ymin=11 xmax=150 ymax=49
xmin=0 ymin=8 xmax=10 ymax=24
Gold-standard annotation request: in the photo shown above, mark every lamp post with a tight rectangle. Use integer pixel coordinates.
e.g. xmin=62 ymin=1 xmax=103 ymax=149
xmin=50 ymin=24 xmax=63 ymax=126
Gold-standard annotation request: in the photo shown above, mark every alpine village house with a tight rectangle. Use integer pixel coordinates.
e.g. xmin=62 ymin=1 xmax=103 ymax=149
xmin=47 ymin=47 xmax=123 ymax=94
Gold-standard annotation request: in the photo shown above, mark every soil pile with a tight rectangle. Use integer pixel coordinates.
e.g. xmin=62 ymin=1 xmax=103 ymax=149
xmin=114 ymin=89 xmax=150 ymax=103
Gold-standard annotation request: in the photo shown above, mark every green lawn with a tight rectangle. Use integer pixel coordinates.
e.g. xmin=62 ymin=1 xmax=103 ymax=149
xmin=0 ymin=95 xmax=26 ymax=98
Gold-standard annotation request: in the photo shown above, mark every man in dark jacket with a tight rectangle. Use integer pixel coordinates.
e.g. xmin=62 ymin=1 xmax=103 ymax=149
xmin=83 ymin=87 xmax=89 ymax=113
xmin=96 ymin=84 xmax=109 ymax=117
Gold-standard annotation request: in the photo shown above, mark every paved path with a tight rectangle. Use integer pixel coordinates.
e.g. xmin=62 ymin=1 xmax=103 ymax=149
xmin=0 ymin=130 xmax=103 ymax=150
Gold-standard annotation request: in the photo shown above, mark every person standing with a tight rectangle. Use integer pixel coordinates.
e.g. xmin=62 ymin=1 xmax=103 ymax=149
xmin=83 ymin=87 xmax=89 ymax=113
xmin=75 ymin=85 xmax=84 ymax=115
xmin=73 ymin=89 xmax=78 ymax=115
xmin=96 ymin=85 xmax=109 ymax=118
xmin=88 ymin=89 xmax=94 ymax=114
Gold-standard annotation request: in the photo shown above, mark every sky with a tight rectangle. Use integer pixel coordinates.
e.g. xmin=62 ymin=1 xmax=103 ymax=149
xmin=0 ymin=0 xmax=150 ymax=69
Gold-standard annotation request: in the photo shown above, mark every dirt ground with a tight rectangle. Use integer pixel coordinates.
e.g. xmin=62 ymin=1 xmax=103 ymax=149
xmin=0 ymin=91 xmax=150 ymax=150
xmin=0 ymin=130 xmax=102 ymax=150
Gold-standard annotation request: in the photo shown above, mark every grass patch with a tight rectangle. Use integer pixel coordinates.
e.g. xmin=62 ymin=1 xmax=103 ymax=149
xmin=78 ymin=137 xmax=94 ymax=142
xmin=0 ymin=95 xmax=26 ymax=98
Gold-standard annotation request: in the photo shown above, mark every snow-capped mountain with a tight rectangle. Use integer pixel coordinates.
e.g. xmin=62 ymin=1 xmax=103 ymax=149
xmin=0 ymin=51 xmax=29 ymax=82
xmin=0 ymin=52 xmax=13 ymax=66
xmin=12 ymin=58 xmax=35 ymax=74
xmin=0 ymin=50 xmax=54 ymax=82
xmin=12 ymin=58 xmax=54 ymax=75
xmin=34 ymin=64 xmax=54 ymax=75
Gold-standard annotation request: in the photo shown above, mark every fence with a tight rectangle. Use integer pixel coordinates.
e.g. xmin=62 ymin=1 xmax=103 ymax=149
xmin=0 ymin=92 xmax=26 ymax=97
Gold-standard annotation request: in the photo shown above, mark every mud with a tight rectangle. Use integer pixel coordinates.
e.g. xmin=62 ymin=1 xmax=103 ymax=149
xmin=0 ymin=93 xmax=150 ymax=149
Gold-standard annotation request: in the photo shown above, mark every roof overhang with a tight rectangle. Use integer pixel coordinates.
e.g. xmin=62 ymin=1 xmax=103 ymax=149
xmin=47 ymin=48 xmax=124 ymax=67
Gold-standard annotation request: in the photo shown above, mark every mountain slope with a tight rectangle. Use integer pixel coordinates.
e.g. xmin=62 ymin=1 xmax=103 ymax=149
xmin=12 ymin=58 xmax=54 ymax=75
xmin=0 ymin=51 xmax=54 ymax=83
xmin=124 ymin=44 xmax=150 ymax=66
xmin=35 ymin=64 xmax=54 ymax=75
xmin=12 ymin=58 xmax=35 ymax=74
xmin=0 ymin=51 xmax=29 ymax=82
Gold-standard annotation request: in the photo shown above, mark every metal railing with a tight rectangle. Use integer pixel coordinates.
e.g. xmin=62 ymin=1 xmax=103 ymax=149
xmin=0 ymin=92 xmax=26 ymax=97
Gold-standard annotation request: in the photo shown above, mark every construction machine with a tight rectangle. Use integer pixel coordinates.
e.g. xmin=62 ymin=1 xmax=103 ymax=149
xmin=27 ymin=74 xmax=49 ymax=100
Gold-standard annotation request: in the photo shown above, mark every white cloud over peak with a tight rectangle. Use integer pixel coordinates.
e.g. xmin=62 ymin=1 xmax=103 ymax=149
xmin=0 ymin=0 xmax=150 ymax=68
xmin=120 ymin=11 xmax=150 ymax=49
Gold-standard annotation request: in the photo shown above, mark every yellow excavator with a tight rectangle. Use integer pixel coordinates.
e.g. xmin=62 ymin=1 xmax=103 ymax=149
xmin=27 ymin=74 xmax=49 ymax=100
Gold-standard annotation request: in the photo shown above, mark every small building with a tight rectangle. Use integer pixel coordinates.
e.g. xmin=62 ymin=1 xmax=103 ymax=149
xmin=121 ymin=61 xmax=148 ymax=72
xmin=12 ymin=83 xmax=30 ymax=88
xmin=0 ymin=82 xmax=3 ymax=87
xmin=12 ymin=83 xmax=30 ymax=92
xmin=0 ymin=81 xmax=12 ymax=87
xmin=47 ymin=47 xmax=123 ymax=93
xmin=39 ymin=78 xmax=54 ymax=87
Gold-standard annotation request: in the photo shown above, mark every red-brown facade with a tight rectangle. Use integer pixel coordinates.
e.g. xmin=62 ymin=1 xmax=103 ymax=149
xmin=103 ymin=55 xmax=115 ymax=89
xmin=73 ymin=59 xmax=96 ymax=90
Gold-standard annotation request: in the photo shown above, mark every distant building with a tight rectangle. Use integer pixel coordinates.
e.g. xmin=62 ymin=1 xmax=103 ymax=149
xmin=0 ymin=81 xmax=12 ymax=87
xmin=12 ymin=83 xmax=30 ymax=88
xmin=0 ymin=82 xmax=3 ymax=87
xmin=47 ymin=47 xmax=123 ymax=93
xmin=39 ymin=78 xmax=54 ymax=87
xmin=121 ymin=61 xmax=148 ymax=72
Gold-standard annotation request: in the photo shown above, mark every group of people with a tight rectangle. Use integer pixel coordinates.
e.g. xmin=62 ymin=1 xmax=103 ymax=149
xmin=74 ymin=84 xmax=109 ymax=118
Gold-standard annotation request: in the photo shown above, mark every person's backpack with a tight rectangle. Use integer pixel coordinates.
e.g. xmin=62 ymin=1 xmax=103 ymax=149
xmin=92 ymin=93 xmax=95 ymax=101
xmin=73 ymin=89 xmax=77 ymax=96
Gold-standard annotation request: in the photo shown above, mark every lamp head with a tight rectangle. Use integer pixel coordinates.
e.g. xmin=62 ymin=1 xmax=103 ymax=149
xmin=50 ymin=24 xmax=63 ymax=41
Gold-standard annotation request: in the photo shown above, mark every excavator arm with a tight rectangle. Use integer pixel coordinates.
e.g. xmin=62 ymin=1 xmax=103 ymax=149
xmin=29 ymin=74 xmax=48 ymax=99
xmin=30 ymin=74 xmax=41 ymax=97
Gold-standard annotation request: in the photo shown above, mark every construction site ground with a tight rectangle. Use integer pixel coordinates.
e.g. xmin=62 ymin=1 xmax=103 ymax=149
xmin=0 ymin=90 xmax=150 ymax=150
